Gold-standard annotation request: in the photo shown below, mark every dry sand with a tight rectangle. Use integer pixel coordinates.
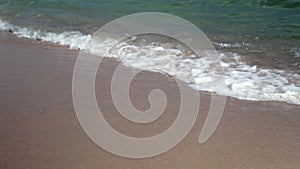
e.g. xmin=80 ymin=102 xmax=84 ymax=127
xmin=0 ymin=31 xmax=300 ymax=169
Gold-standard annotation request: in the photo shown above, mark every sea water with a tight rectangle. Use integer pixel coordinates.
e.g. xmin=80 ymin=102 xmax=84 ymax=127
xmin=0 ymin=0 xmax=299 ymax=105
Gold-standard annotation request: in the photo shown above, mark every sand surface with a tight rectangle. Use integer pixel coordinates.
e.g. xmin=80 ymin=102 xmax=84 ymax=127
xmin=0 ymin=31 xmax=300 ymax=169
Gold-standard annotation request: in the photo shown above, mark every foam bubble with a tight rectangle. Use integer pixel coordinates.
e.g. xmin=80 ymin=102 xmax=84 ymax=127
xmin=290 ymin=48 xmax=300 ymax=58
xmin=0 ymin=19 xmax=91 ymax=49
xmin=105 ymin=40 xmax=300 ymax=105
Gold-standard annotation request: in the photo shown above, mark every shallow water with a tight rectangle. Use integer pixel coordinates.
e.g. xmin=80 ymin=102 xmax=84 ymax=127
xmin=0 ymin=0 xmax=299 ymax=105
xmin=0 ymin=0 xmax=299 ymax=66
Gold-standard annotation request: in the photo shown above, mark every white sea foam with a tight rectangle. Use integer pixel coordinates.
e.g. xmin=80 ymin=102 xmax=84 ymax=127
xmin=290 ymin=48 xmax=300 ymax=58
xmin=213 ymin=42 xmax=248 ymax=48
xmin=106 ymin=42 xmax=300 ymax=105
xmin=0 ymin=19 xmax=91 ymax=49
xmin=1 ymin=19 xmax=299 ymax=105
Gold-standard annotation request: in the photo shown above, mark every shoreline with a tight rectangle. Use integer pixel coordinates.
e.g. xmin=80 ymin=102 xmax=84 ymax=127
xmin=1 ymin=31 xmax=300 ymax=169
xmin=1 ymin=20 xmax=299 ymax=105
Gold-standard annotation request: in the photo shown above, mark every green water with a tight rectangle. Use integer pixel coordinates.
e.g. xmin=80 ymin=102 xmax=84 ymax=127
xmin=0 ymin=0 xmax=299 ymax=64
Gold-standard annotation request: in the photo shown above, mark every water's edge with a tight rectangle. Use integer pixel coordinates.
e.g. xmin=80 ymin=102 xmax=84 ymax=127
xmin=1 ymin=18 xmax=299 ymax=105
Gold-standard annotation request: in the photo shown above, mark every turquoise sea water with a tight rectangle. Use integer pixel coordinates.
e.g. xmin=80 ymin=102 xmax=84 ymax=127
xmin=0 ymin=0 xmax=299 ymax=104
xmin=0 ymin=0 xmax=299 ymax=36
xmin=0 ymin=0 xmax=299 ymax=64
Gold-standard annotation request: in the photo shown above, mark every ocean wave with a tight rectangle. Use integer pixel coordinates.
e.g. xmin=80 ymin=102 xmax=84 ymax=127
xmin=0 ymin=18 xmax=91 ymax=49
xmin=1 ymin=18 xmax=299 ymax=105
xmin=105 ymin=40 xmax=300 ymax=105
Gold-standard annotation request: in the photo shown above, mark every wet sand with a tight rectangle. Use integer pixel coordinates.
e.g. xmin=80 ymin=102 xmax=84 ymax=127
xmin=0 ymin=31 xmax=300 ymax=169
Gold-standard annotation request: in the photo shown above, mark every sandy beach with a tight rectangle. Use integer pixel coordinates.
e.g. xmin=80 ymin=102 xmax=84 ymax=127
xmin=1 ymin=31 xmax=300 ymax=169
